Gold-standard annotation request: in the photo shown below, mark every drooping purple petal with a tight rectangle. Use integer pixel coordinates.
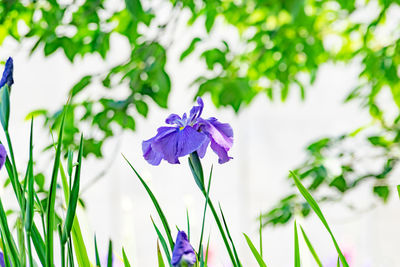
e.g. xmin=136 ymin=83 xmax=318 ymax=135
xmin=197 ymin=117 xmax=233 ymax=163
xmin=197 ymin=137 xmax=210 ymax=158
xmin=210 ymin=139 xmax=232 ymax=164
xmin=0 ymin=252 xmax=6 ymax=267
xmin=142 ymin=138 xmax=163 ymax=166
xmin=0 ymin=144 xmax=6 ymax=170
xmin=0 ymin=57 xmax=13 ymax=89
xmin=171 ymin=231 xmax=196 ymax=267
xmin=152 ymin=126 xmax=207 ymax=164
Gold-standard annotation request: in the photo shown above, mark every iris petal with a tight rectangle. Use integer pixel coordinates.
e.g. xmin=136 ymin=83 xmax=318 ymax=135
xmin=171 ymin=231 xmax=196 ymax=267
xmin=142 ymin=138 xmax=163 ymax=166
xmin=165 ymin=114 xmax=182 ymax=126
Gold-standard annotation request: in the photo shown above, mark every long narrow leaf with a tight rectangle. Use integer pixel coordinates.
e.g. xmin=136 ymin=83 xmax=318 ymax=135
xmin=123 ymin=155 xmax=174 ymax=251
xmin=46 ymin=111 xmax=65 ymax=267
xmin=294 ymin=221 xmax=300 ymax=267
xmin=122 ymin=247 xmax=131 ymax=267
xmin=300 ymin=225 xmax=322 ymax=267
xmin=219 ymin=204 xmax=241 ymax=266
xmin=198 ymin=166 xmax=213 ymax=259
xmin=59 ymin=161 xmax=90 ymax=267
xmin=291 ymin=171 xmax=349 ymax=267
xmin=62 ymin=136 xmax=83 ymax=243
xmin=243 ymin=234 xmax=267 ymax=267
xmin=107 ymin=240 xmax=113 ymax=267
xmin=151 ymin=217 xmax=172 ymax=265
xmin=94 ymin=235 xmax=101 ymax=267
xmin=157 ymin=240 xmax=166 ymax=267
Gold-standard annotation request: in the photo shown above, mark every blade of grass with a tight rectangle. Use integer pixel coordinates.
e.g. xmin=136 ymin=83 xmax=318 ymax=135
xmin=59 ymin=158 xmax=90 ymax=267
xmin=25 ymin=119 xmax=34 ymax=267
xmin=94 ymin=235 xmax=101 ymax=267
xmin=123 ymin=155 xmax=174 ymax=251
xmin=300 ymin=225 xmax=322 ymax=267
xmin=243 ymin=233 xmax=267 ymax=267
xmin=259 ymin=212 xmax=263 ymax=259
xmin=290 ymin=171 xmax=349 ymax=267
xmin=68 ymin=235 xmax=75 ymax=267
xmin=107 ymin=240 xmax=113 ymax=267
xmin=157 ymin=240 xmax=166 ymax=267
xmin=62 ymin=136 xmax=83 ymax=243
xmin=294 ymin=221 xmax=300 ymax=267
xmin=151 ymin=217 xmax=172 ymax=265
xmin=58 ymin=225 xmax=66 ymax=267
xmin=122 ymin=247 xmax=131 ymax=267
xmin=219 ymin=203 xmax=241 ymax=266
xmin=46 ymin=111 xmax=65 ymax=267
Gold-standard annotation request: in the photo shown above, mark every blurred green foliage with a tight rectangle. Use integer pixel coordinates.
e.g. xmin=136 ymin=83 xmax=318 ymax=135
xmin=1 ymin=0 xmax=400 ymax=225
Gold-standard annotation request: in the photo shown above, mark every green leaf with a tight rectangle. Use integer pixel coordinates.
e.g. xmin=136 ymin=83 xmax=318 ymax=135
xmin=243 ymin=234 xmax=267 ymax=267
xmin=46 ymin=109 xmax=66 ymax=267
xmin=25 ymin=119 xmax=34 ymax=233
xmin=151 ymin=217 xmax=172 ymax=265
xmin=373 ymin=185 xmax=390 ymax=202
xmin=107 ymin=240 xmax=113 ymax=267
xmin=122 ymin=247 xmax=131 ymax=267
xmin=123 ymin=155 xmax=174 ymax=251
xmin=294 ymin=221 xmax=300 ymax=267
xmin=95 ymin=235 xmax=101 ymax=267
xmin=157 ymin=240 xmax=166 ymax=267
xmin=135 ymin=99 xmax=149 ymax=117
xmin=290 ymin=171 xmax=349 ymax=267
xmin=180 ymin=37 xmax=201 ymax=61
xmin=71 ymin=75 xmax=92 ymax=97
xmin=300 ymin=226 xmax=322 ymax=267
xmin=62 ymin=135 xmax=83 ymax=243
xmin=219 ymin=204 xmax=241 ymax=266
xmin=125 ymin=0 xmax=144 ymax=20
xmin=397 ymin=185 xmax=400 ymax=199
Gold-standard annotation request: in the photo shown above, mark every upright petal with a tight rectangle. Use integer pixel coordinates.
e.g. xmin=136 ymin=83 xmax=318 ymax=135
xmin=0 ymin=57 xmax=13 ymax=89
xmin=189 ymin=97 xmax=204 ymax=123
xmin=142 ymin=138 xmax=163 ymax=166
xmin=171 ymin=231 xmax=196 ymax=267
xmin=166 ymin=114 xmax=183 ymax=126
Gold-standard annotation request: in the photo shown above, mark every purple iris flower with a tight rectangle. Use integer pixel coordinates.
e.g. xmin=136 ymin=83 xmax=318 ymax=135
xmin=0 ymin=144 xmax=6 ymax=170
xmin=0 ymin=57 xmax=14 ymax=89
xmin=142 ymin=97 xmax=233 ymax=165
xmin=171 ymin=231 xmax=196 ymax=267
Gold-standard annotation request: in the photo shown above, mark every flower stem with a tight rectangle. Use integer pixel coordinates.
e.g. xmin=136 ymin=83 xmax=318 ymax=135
xmin=188 ymin=152 xmax=238 ymax=267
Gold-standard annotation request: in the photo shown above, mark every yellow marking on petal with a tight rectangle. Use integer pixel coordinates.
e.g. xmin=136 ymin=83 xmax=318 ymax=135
xmin=179 ymin=126 xmax=185 ymax=130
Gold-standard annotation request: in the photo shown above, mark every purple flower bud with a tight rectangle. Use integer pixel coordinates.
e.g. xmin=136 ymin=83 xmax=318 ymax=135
xmin=171 ymin=231 xmax=196 ymax=267
xmin=142 ymin=97 xmax=233 ymax=165
xmin=0 ymin=57 xmax=14 ymax=89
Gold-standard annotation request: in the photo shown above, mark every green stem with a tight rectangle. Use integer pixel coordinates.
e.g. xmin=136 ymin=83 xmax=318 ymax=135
xmin=188 ymin=153 xmax=237 ymax=266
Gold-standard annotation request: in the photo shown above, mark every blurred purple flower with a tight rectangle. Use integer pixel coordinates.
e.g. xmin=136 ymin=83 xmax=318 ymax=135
xmin=171 ymin=231 xmax=196 ymax=267
xmin=0 ymin=251 xmax=6 ymax=267
xmin=0 ymin=57 xmax=13 ymax=89
xmin=142 ymin=97 xmax=233 ymax=165
xmin=0 ymin=144 xmax=6 ymax=170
